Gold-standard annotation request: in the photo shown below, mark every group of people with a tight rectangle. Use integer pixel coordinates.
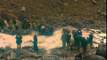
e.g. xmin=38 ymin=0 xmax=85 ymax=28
xmin=15 ymin=28 xmax=94 ymax=53
xmin=15 ymin=28 xmax=106 ymax=60
xmin=16 ymin=33 xmax=39 ymax=52
xmin=61 ymin=28 xmax=94 ymax=54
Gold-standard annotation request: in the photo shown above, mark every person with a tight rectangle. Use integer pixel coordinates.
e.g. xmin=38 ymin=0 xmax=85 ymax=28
xmin=0 ymin=19 xmax=5 ymax=32
xmin=38 ymin=25 xmax=45 ymax=35
xmin=61 ymin=28 xmax=71 ymax=48
xmin=22 ymin=17 xmax=30 ymax=30
xmin=66 ymin=31 xmax=71 ymax=48
xmin=16 ymin=33 xmax=22 ymax=50
xmin=76 ymin=29 xmax=82 ymax=36
xmin=14 ymin=19 xmax=19 ymax=30
xmin=72 ymin=30 xmax=77 ymax=46
xmin=81 ymin=37 xmax=88 ymax=54
xmin=88 ymin=32 xmax=94 ymax=48
xmin=61 ymin=28 xmax=68 ymax=48
xmin=49 ymin=26 xmax=54 ymax=35
xmin=75 ymin=29 xmax=83 ymax=51
xmin=33 ymin=34 xmax=39 ymax=52
xmin=74 ymin=35 xmax=83 ymax=52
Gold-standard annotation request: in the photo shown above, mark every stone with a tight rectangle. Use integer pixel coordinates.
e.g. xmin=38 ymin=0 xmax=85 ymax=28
xmin=91 ymin=0 xmax=97 ymax=4
xmin=83 ymin=55 xmax=106 ymax=60
xmin=21 ymin=6 xmax=26 ymax=11
xmin=10 ymin=51 xmax=16 ymax=59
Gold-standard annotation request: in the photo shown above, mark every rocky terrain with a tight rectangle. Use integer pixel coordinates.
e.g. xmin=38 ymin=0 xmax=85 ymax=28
xmin=0 ymin=0 xmax=106 ymax=60
xmin=0 ymin=26 xmax=106 ymax=60
xmin=0 ymin=0 xmax=106 ymax=32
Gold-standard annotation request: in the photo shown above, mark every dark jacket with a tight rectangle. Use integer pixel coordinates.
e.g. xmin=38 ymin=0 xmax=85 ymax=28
xmin=88 ymin=34 xmax=93 ymax=43
xmin=67 ymin=34 xmax=71 ymax=42
xmin=16 ymin=34 xmax=22 ymax=45
xmin=81 ymin=38 xmax=87 ymax=47
xmin=33 ymin=35 xmax=38 ymax=51
xmin=33 ymin=35 xmax=38 ymax=45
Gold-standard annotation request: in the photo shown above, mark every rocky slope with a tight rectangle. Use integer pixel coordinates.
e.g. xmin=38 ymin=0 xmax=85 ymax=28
xmin=0 ymin=0 xmax=106 ymax=31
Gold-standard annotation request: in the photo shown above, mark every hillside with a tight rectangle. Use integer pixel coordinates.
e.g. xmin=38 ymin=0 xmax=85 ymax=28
xmin=0 ymin=0 xmax=106 ymax=31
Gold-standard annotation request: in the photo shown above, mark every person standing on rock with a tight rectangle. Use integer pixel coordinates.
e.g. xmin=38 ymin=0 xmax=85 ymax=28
xmin=33 ymin=34 xmax=39 ymax=52
xmin=72 ymin=30 xmax=77 ymax=47
xmin=61 ymin=28 xmax=71 ymax=48
xmin=61 ymin=28 xmax=68 ymax=48
xmin=66 ymin=30 xmax=71 ymax=48
xmin=16 ymin=33 xmax=22 ymax=50
xmin=88 ymin=32 xmax=94 ymax=48
xmin=75 ymin=29 xmax=83 ymax=51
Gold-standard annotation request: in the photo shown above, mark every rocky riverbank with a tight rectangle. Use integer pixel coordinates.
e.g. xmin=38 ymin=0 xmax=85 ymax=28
xmin=0 ymin=26 xmax=106 ymax=60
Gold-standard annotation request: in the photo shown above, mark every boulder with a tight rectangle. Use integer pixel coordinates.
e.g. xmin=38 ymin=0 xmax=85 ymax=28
xmin=83 ymin=55 xmax=106 ymax=60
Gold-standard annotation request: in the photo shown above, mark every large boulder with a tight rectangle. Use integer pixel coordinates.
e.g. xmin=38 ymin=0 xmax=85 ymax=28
xmin=95 ymin=49 xmax=106 ymax=59
xmin=83 ymin=55 xmax=106 ymax=60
